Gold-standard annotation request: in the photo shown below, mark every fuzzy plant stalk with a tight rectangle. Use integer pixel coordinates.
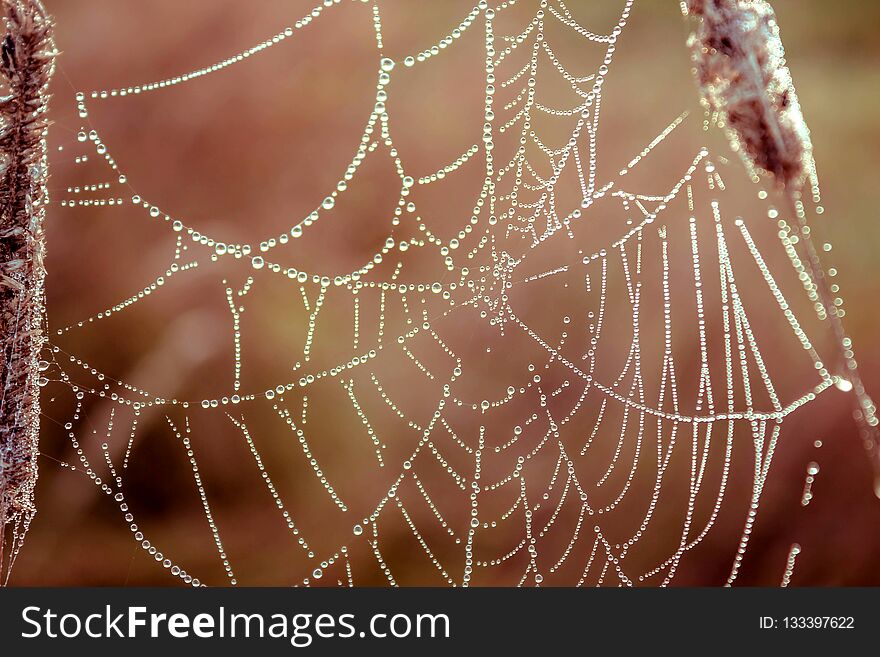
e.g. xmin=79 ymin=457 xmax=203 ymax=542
xmin=684 ymin=0 xmax=880 ymax=493
xmin=0 ymin=0 xmax=54 ymax=583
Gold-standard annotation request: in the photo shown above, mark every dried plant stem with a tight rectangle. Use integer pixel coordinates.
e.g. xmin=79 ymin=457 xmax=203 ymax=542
xmin=0 ymin=0 xmax=54 ymax=583
xmin=685 ymin=0 xmax=880 ymax=493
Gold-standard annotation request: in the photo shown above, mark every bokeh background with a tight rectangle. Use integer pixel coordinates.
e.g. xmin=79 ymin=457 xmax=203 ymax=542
xmin=8 ymin=0 xmax=880 ymax=585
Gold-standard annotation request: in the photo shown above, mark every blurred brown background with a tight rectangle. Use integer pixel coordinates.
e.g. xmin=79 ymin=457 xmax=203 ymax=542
xmin=8 ymin=0 xmax=880 ymax=586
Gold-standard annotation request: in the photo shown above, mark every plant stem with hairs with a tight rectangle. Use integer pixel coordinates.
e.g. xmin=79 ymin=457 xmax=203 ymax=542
xmin=0 ymin=0 xmax=54 ymax=583
xmin=685 ymin=0 xmax=880 ymax=495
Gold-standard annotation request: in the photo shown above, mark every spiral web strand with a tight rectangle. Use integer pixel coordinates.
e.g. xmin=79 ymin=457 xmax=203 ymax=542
xmin=37 ymin=0 xmax=864 ymax=586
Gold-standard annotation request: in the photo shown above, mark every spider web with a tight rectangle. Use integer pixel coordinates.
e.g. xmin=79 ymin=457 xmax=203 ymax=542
xmin=30 ymin=0 xmax=865 ymax=586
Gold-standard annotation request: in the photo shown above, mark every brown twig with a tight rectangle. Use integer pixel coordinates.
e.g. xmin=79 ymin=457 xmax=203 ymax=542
xmin=0 ymin=0 xmax=54 ymax=583
xmin=684 ymin=0 xmax=880 ymax=495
